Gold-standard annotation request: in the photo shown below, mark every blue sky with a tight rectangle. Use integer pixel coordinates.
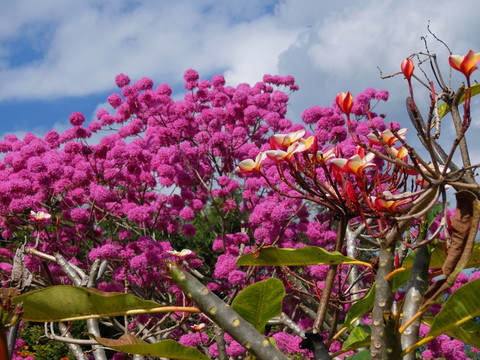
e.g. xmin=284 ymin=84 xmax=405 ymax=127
xmin=1 ymin=0 xmax=480 ymax=162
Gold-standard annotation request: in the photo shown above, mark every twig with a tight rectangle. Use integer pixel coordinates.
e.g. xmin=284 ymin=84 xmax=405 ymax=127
xmin=46 ymin=322 xmax=98 ymax=345
xmin=58 ymin=322 xmax=89 ymax=360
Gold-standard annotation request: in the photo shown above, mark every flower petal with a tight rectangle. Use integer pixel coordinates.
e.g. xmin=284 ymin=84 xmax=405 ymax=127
xmin=449 ymin=55 xmax=463 ymax=71
xmin=401 ymin=59 xmax=414 ymax=80
xmin=265 ymin=149 xmax=288 ymax=163
xmin=335 ymin=92 xmax=353 ymax=115
xmin=236 ymin=159 xmax=256 ymax=173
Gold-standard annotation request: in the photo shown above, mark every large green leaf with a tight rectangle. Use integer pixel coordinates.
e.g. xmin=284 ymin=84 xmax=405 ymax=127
xmin=231 ymin=278 xmax=285 ymax=333
xmin=236 ymin=246 xmax=367 ymax=267
xmin=426 ymin=202 xmax=444 ymax=230
xmin=390 ymin=267 xmax=412 ymax=291
xmin=95 ymin=335 xmax=210 ymax=360
xmin=342 ymin=287 xmax=375 ymax=331
xmin=345 ymin=349 xmax=371 ymax=360
xmin=423 ymin=317 xmax=480 ymax=349
xmin=13 ymin=285 xmax=197 ymax=322
xmin=342 ymin=325 xmax=371 ymax=351
xmin=402 ymin=243 xmax=480 ymax=270
xmin=438 ymin=83 xmax=480 ymax=119
xmin=416 ymin=278 xmax=480 ymax=349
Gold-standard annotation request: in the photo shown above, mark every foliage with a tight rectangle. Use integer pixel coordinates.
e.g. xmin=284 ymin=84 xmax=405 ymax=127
xmin=0 ymin=46 xmax=479 ymax=360
xmin=18 ymin=322 xmax=77 ymax=360
xmin=231 ymin=278 xmax=285 ymax=333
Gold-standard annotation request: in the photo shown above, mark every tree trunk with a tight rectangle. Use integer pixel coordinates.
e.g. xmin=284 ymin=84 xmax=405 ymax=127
xmin=370 ymin=241 xmax=401 ymax=360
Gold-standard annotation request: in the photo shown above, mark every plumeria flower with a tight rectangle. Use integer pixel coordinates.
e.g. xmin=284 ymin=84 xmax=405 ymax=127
xmin=270 ymin=130 xmax=305 ymax=149
xmin=299 ymin=135 xmax=315 ymax=150
xmin=389 ymin=146 xmax=408 ymax=160
xmin=266 ymin=136 xmax=314 ymax=163
xmin=370 ymin=191 xmax=411 ymax=213
xmin=167 ymin=249 xmax=193 ymax=258
xmin=265 ymin=143 xmax=298 ymax=162
xmin=235 ymin=152 xmax=267 ymax=174
xmin=331 ymin=148 xmax=376 ymax=178
xmin=265 ymin=149 xmax=288 ymax=163
xmin=449 ymin=49 xmax=480 ymax=79
xmin=192 ymin=323 xmax=206 ymax=331
xmin=367 ymin=128 xmax=407 ymax=147
xmin=310 ymin=147 xmax=336 ymax=164
xmin=346 ymin=181 xmax=359 ymax=204
xmin=335 ymin=92 xmax=353 ymax=116
xmin=401 ymin=58 xmax=414 ymax=80
xmin=29 ymin=211 xmax=51 ymax=221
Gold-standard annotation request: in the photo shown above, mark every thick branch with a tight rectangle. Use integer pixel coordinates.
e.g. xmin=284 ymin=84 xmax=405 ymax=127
xmin=214 ymin=326 xmax=227 ymax=360
xmin=167 ymin=262 xmax=290 ymax=360
xmin=346 ymin=223 xmax=367 ymax=303
xmin=400 ymin=244 xmax=430 ymax=359
xmin=370 ymin=188 xmax=437 ymax=359
xmin=370 ymin=241 xmax=400 ymax=360
xmin=313 ymin=216 xmax=347 ymax=334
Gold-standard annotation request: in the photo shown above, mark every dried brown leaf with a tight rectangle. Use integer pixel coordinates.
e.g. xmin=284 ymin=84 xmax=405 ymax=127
xmin=95 ymin=333 xmax=145 ymax=347
xmin=422 ymin=190 xmax=480 ymax=307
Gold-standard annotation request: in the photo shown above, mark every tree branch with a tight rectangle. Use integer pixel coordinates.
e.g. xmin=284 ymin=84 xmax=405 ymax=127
xmin=167 ymin=262 xmax=290 ymax=360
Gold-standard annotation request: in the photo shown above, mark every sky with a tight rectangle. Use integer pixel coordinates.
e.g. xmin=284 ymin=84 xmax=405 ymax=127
xmin=1 ymin=0 xmax=480 ymax=163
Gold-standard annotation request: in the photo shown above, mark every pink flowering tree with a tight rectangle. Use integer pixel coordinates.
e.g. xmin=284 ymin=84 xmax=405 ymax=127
xmin=0 ymin=46 xmax=479 ymax=360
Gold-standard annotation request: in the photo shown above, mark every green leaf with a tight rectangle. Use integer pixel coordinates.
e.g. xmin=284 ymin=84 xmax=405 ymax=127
xmin=430 ymin=243 xmax=480 ymax=270
xmin=438 ymin=103 xmax=448 ymax=119
xmin=345 ymin=349 xmax=371 ymax=360
xmin=426 ymin=202 xmax=444 ymax=230
xmin=342 ymin=325 xmax=371 ymax=350
xmin=423 ymin=317 xmax=480 ymax=349
xmin=390 ymin=267 xmax=412 ymax=291
xmin=236 ymin=246 xmax=366 ymax=267
xmin=402 ymin=243 xmax=480 ymax=271
xmin=12 ymin=285 xmax=186 ymax=322
xmin=426 ymin=278 xmax=480 ymax=341
xmin=95 ymin=335 xmax=210 ymax=360
xmin=231 ymin=278 xmax=285 ymax=333
xmin=438 ymin=83 xmax=480 ymax=118
xmin=342 ymin=287 xmax=375 ymax=330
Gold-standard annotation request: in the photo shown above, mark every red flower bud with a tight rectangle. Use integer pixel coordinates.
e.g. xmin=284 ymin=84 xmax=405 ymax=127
xmin=401 ymin=59 xmax=414 ymax=80
xmin=335 ymin=92 xmax=353 ymax=116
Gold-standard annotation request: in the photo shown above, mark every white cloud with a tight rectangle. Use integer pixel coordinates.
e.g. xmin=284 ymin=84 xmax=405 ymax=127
xmin=2 ymin=0 xmax=480 ymax=166
xmin=270 ymin=0 xmax=480 ymax=170
xmin=214 ymin=19 xmax=299 ymax=85
xmin=0 ymin=0 xmax=299 ymax=101
xmin=275 ymin=0 xmax=480 ymax=123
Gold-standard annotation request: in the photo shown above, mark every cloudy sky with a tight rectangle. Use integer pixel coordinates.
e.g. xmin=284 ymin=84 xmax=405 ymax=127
xmin=1 ymin=0 xmax=480 ymax=162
